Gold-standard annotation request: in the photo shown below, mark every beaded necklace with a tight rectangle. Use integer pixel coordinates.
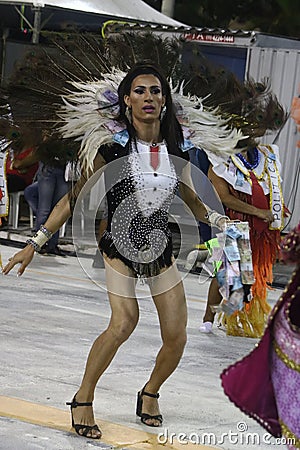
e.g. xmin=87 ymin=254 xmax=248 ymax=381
xmin=236 ymin=147 xmax=260 ymax=170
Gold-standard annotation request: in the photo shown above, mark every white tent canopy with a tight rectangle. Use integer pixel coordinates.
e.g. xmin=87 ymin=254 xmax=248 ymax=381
xmin=0 ymin=0 xmax=186 ymax=26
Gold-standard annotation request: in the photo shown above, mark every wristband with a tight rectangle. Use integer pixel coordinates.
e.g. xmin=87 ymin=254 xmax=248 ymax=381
xmin=205 ymin=210 xmax=229 ymax=229
xmin=39 ymin=224 xmax=53 ymax=239
xmin=26 ymin=238 xmax=42 ymax=252
xmin=26 ymin=227 xmax=52 ymax=252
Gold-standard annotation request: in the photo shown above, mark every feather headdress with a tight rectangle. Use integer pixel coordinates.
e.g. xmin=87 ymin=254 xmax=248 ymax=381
xmin=0 ymin=31 xmax=285 ymax=171
xmin=58 ymin=69 xmax=126 ymax=172
xmin=178 ymin=44 xmax=288 ymax=144
xmin=57 ymin=70 xmax=246 ymax=172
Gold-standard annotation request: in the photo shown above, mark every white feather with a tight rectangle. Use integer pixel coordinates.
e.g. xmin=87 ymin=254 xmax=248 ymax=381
xmin=58 ymin=68 xmax=247 ymax=172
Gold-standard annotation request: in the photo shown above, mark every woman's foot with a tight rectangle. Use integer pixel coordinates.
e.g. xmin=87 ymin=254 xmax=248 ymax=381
xmin=136 ymin=385 xmax=163 ymax=427
xmin=141 ymin=393 xmax=162 ymax=426
xmin=66 ymin=393 xmax=102 ymax=439
xmin=199 ymin=321 xmax=213 ymax=333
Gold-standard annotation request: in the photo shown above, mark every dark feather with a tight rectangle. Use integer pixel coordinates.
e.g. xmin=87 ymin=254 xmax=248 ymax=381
xmin=0 ymin=31 xmax=287 ymax=162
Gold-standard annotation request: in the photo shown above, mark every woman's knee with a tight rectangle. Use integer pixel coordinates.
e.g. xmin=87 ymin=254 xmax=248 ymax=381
xmin=163 ymin=328 xmax=187 ymax=352
xmin=109 ymin=313 xmax=139 ymax=344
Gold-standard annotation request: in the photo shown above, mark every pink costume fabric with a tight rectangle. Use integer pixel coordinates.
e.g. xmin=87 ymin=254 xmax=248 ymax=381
xmin=221 ymin=222 xmax=300 ymax=448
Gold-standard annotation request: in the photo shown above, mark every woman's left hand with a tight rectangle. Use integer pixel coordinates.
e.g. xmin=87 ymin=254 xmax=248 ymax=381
xmin=218 ymin=217 xmax=230 ymax=231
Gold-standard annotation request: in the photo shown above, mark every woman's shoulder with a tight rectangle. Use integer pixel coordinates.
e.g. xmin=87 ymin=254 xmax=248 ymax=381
xmin=98 ymin=141 xmax=128 ymax=163
xmin=167 ymin=140 xmax=190 ymax=162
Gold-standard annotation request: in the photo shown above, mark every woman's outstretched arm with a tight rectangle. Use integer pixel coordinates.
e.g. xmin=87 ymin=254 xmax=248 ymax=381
xmin=2 ymin=153 xmax=106 ymax=276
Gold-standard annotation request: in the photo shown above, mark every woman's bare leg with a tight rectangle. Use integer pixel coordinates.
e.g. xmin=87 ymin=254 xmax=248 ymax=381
xmin=140 ymin=263 xmax=187 ymax=425
xmin=202 ymin=277 xmax=222 ymax=323
xmin=71 ymin=256 xmax=139 ymax=437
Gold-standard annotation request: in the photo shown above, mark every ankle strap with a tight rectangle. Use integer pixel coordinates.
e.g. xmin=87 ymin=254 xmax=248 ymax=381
xmin=142 ymin=389 xmax=160 ymax=399
xmin=66 ymin=399 xmax=93 ymax=407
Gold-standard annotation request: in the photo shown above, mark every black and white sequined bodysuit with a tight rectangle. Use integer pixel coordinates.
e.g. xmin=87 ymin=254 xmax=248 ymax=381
xmin=98 ymin=140 xmax=186 ymax=276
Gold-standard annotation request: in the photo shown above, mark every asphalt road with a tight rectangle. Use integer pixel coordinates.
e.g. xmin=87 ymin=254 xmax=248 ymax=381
xmin=0 ymin=239 xmax=288 ymax=450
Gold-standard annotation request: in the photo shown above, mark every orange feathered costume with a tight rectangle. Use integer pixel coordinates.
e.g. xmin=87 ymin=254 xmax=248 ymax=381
xmin=212 ymin=145 xmax=285 ymax=338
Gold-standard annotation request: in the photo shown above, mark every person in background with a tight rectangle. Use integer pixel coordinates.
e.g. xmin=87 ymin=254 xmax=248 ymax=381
xmin=24 ymin=141 xmax=76 ymax=255
xmin=0 ymin=125 xmax=39 ymax=227
xmin=34 ymin=162 xmax=70 ymax=255
xmin=5 ymin=146 xmax=38 ymax=193
xmin=200 ymin=143 xmax=289 ymax=337
xmin=23 ymin=180 xmax=38 ymax=220
xmin=188 ymin=147 xmax=212 ymax=244
xmin=2 ymin=127 xmax=39 ymax=194
xmin=197 ymin=77 xmax=289 ymax=338
xmin=221 ymin=220 xmax=300 ymax=448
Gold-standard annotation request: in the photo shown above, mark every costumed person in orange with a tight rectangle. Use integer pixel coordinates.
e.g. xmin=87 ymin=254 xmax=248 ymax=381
xmin=197 ymin=79 xmax=289 ymax=338
xmin=205 ymin=144 xmax=289 ymax=338
xmin=220 ymin=85 xmax=300 ymax=448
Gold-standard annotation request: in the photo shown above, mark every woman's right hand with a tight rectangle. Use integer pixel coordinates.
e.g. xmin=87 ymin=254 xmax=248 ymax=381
xmin=2 ymin=245 xmax=35 ymax=276
xmin=255 ymin=208 xmax=274 ymax=223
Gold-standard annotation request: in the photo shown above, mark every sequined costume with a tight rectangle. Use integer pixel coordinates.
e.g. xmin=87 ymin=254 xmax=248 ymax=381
xmin=97 ymin=137 xmax=189 ymax=277
xmin=210 ymin=144 xmax=285 ymax=337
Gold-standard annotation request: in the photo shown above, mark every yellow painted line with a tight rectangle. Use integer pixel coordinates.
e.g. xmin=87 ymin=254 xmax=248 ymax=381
xmin=0 ymin=396 xmax=218 ymax=449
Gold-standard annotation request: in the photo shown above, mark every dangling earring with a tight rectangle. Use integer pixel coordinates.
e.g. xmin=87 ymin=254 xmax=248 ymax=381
xmin=125 ymin=106 xmax=132 ymax=123
xmin=160 ymin=105 xmax=166 ymax=121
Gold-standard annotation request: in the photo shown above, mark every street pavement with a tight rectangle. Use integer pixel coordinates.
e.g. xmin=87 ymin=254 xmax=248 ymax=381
xmin=0 ymin=233 xmax=289 ymax=450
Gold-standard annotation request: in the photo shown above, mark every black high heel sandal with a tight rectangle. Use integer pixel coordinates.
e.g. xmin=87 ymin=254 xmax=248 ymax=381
xmin=66 ymin=395 xmax=102 ymax=439
xmin=136 ymin=386 xmax=163 ymax=427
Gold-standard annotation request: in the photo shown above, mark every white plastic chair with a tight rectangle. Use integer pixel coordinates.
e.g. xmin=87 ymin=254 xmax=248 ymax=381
xmin=8 ymin=191 xmax=34 ymax=229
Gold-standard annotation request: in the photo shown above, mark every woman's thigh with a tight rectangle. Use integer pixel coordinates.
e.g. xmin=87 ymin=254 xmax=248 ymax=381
xmin=149 ymin=263 xmax=187 ymax=338
xmin=103 ymin=255 xmax=140 ymax=333
xmin=103 ymin=254 xmax=138 ymax=301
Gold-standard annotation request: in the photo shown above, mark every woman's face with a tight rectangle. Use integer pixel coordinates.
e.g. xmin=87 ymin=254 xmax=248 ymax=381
xmin=124 ymin=74 xmax=166 ymax=124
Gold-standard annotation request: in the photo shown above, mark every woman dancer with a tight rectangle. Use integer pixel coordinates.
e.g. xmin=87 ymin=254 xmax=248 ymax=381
xmin=3 ymin=62 xmax=232 ymax=439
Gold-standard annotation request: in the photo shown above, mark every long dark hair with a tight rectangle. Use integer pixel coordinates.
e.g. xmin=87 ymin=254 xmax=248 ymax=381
xmin=117 ymin=61 xmax=187 ymax=159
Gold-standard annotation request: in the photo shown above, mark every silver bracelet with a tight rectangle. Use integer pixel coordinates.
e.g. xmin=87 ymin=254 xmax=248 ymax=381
xmin=205 ymin=210 xmax=229 ymax=229
xmin=26 ymin=238 xmax=41 ymax=252
xmin=26 ymin=229 xmax=51 ymax=252
xmin=39 ymin=225 xmax=53 ymax=239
